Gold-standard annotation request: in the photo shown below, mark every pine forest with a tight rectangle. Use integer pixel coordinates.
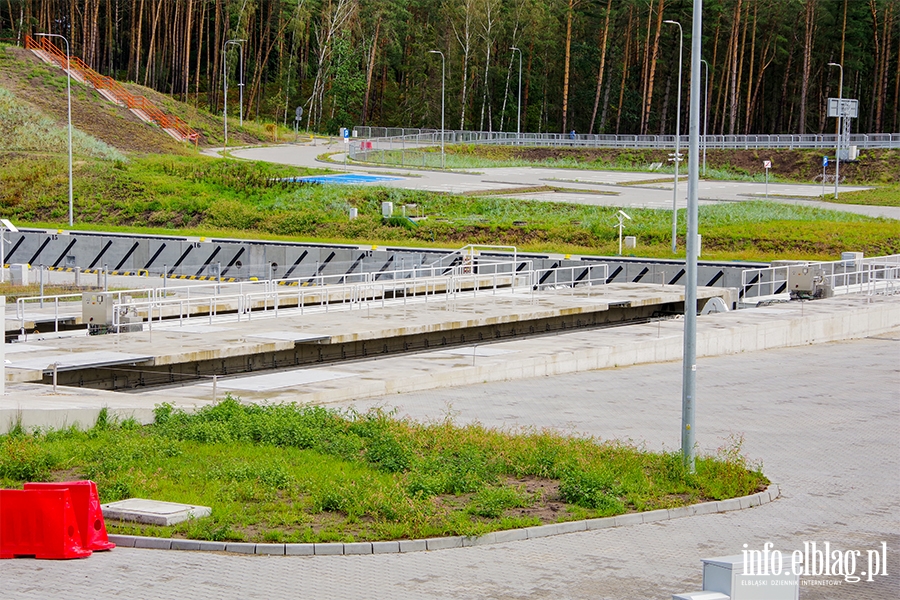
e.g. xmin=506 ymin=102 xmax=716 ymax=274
xmin=1 ymin=0 xmax=898 ymax=135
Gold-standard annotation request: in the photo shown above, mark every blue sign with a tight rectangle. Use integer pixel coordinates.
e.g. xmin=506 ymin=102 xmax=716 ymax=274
xmin=343 ymin=128 xmax=350 ymax=139
xmin=822 ymin=156 xmax=829 ymax=167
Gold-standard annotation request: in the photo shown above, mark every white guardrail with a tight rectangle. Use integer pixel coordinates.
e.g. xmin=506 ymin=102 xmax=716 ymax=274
xmin=351 ymin=127 xmax=900 ymax=153
xmin=109 ymin=259 xmax=610 ymax=333
xmin=741 ymin=254 xmax=900 ymax=303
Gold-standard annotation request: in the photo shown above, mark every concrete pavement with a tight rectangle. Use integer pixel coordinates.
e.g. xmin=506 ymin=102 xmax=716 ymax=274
xmin=221 ymin=142 xmax=898 ymax=220
xmin=1 ymin=323 xmax=897 ymax=599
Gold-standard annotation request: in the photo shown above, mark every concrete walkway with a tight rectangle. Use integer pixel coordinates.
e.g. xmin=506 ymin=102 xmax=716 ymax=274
xmin=1 ymin=321 xmax=897 ymax=598
xmin=216 ymin=142 xmax=898 ymax=220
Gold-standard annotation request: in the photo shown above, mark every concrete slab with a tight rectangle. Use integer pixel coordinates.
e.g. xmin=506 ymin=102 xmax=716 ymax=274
xmin=7 ymin=350 xmax=153 ymax=373
xmin=435 ymin=346 xmax=515 ymax=357
xmin=3 ymin=343 xmax=58 ymax=354
xmin=203 ymin=368 xmax=355 ymax=392
xmin=247 ymin=332 xmax=330 ymax=343
xmin=101 ymin=498 xmax=212 ymax=526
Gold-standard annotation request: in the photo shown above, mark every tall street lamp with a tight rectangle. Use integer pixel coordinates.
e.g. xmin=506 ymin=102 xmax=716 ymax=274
xmin=828 ymin=62 xmax=842 ymax=199
xmin=700 ymin=58 xmax=709 ymax=177
xmin=35 ymin=33 xmax=73 ymax=227
xmin=223 ymin=38 xmax=245 ymax=149
xmin=510 ymin=46 xmax=523 ymax=138
xmin=664 ymin=19 xmax=683 ymax=254
xmin=237 ymin=42 xmax=245 ymax=126
xmin=428 ymin=50 xmax=445 ymax=169
xmin=682 ymin=0 xmax=703 ymax=473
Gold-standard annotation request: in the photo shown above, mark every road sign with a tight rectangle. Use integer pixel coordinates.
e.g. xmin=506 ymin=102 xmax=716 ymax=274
xmin=295 ymin=106 xmax=303 ymax=121
xmin=827 ymin=98 xmax=858 ymax=118
xmin=763 ymin=160 xmax=771 ymax=169
xmin=342 ymin=128 xmax=350 ymax=139
xmin=822 ymin=156 xmax=829 ymax=167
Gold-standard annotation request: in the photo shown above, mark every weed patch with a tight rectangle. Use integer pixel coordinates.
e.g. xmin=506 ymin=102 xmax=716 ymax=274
xmin=0 ymin=397 xmax=768 ymax=543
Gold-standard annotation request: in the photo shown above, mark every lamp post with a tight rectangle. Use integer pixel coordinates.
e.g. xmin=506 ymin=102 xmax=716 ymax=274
xmin=223 ymin=38 xmax=245 ymax=149
xmin=428 ymin=50 xmax=445 ymax=169
xmin=35 ymin=33 xmax=73 ymax=227
xmin=682 ymin=0 xmax=703 ymax=472
xmin=510 ymin=46 xmax=523 ymax=139
xmin=664 ymin=20 xmax=683 ymax=254
xmin=828 ymin=62 xmax=842 ymax=199
xmin=237 ymin=42 xmax=245 ymax=126
xmin=700 ymin=58 xmax=709 ymax=176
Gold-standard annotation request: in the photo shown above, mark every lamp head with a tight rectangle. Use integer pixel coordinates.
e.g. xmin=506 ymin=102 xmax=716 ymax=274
xmin=663 ymin=20 xmax=678 ymax=25
xmin=618 ymin=210 xmax=632 ymax=221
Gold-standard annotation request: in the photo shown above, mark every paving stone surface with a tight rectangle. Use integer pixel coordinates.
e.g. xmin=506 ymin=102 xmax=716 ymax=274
xmin=1 ymin=332 xmax=897 ymax=599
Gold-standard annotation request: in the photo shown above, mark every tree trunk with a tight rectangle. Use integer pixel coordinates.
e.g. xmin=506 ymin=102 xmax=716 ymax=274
xmin=743 ymin=0 xmax=757 ymax=133
xmin=640 ymin=0 xmax=664 ymax=136
xmin=727 ymin=0 xmax=742 ymax=135
xmin=589 ymin=0 xmax=613 ymax=134
xmin=659 ymin=69 xmax=671 ymax=135
xmin=733 ymin=0 xmax=748 ymax=134
xmin=798 ymin=0 xmax=815 ymax=135
xmin=362 ymin=16 xmax=381 ymax=126
xmin=616 ymin=6 xmax=633 ymax=134
xmin=561 ymin=0 xmax=574 ymax=133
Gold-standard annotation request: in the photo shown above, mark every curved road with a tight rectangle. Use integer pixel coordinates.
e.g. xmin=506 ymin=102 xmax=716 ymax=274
xmin=219 ymin=142 xmax=899 ymax=220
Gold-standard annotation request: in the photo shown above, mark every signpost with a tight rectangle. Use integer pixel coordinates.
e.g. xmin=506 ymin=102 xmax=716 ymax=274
xmin=763 ymin=160 xmax=771 ymax=199
xmin=343 ymin=128 xmax=350 ymax=171
xmin=822 ymin=155 xmax=828 ymax=198
xmin=827 ymin=96 xmax=858 ymax=200
xmin=294 ymin=106 xmax=303 ymax=134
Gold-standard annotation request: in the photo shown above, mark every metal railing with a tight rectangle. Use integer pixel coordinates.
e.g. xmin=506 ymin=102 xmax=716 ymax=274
xmin=350 ymin=128 xmax=900 ymax=168
xmin=741 ymin=254 xmax=900 ymax=303
xmin=109 ymin=258 xmax=610 ymax=333
xmin=25 ymin=35 xmax=198 ymax=141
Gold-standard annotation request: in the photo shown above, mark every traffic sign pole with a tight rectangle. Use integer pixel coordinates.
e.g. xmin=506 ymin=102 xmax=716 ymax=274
xmin=822 ymin=156 xmax=828 ymax=198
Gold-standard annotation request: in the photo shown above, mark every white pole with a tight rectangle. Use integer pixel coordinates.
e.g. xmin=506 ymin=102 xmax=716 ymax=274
xmin=511 ymin=47 xmax=522 ymax=138
xmin=828 ymin=62 xmax=843 ymax=199
xmin=665 ymin=21 xmax=683 ymax=254
xmin=682 ymin=0 xmax=703 ymax=472
xmin=429 ymin=50 xmax=445 ymax=169
xmin=223 ymin=40 xmax=228 ymax=148
xmin=701 ymin=58 xmax=709 ymax=176
xmin=238 ymin=43 xmax=244 ymax=127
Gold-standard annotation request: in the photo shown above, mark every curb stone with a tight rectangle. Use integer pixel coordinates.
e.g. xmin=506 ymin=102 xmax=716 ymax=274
xmin=105 ymin=483 xmax=780 ymax=556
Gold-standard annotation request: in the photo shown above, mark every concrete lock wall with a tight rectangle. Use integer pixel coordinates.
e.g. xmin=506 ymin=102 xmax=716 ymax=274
xmin=3 ymin=229 xmax=762 ymax=288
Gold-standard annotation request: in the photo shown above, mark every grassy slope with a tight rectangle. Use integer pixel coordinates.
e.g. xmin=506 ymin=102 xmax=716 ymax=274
xmin=0 ymin=43 xmax=896 ymax=262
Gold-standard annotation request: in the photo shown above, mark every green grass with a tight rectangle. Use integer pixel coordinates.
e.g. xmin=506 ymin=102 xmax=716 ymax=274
xmin=815 ymin=184 xmax=900 ymax=207
xmin=0 ymin=399 xmax=767 ymax=543
xmin=0 ymin=86 xmax=125 ymax=160
xmin=1 ymin=149 xmax=897 ymax=262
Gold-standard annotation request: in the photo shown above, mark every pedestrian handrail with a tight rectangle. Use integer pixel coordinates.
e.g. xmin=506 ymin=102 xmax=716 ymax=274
xmin=741 ymin=254 xmax=900 ymax=303
xmin=24 ymin=35 xmax=198 ymax=142
xmin=352 ymin=126 xmax=900 ymax=152
xmin=109 ymin=260 xmax=609 ymax=333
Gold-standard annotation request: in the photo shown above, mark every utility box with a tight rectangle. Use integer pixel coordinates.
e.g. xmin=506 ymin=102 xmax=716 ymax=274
xmin=381 ymin=202 xmax=393 ymax=218
xmin=788 ymin=266 xmax=833 ymax=300
xmin=83 ymin=293 xmax=142 ymax=335
xmin=10 ymin=264 xmax=28 ymax=286
xmin=841 ymin=251 xmax=863 ymax=269
xmin=624 ymin=236 xmax=637 ymax=249
xmin=702 ymin=555 xmax=798 ymax=600
xmin=83 ymin=292 xmax=114 ymax=335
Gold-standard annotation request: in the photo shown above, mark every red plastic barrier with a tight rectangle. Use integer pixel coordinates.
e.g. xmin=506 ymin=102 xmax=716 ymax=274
xmin=24 ymin=481 xmax=115 ymax=551
xmin=0 ymin=489 xmax=92 ymax=559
